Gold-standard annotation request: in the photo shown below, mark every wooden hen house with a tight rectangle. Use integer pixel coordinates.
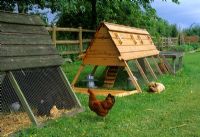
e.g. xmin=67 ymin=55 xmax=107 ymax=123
xmin=72 ymin=22 xmax=165 ymax=96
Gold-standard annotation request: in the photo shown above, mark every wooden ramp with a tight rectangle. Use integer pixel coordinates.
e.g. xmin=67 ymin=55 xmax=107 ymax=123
xmin=103 ymin=66 xmax=119 ymax=88
xmin=73 ymin=87 xmax=139 ymax=97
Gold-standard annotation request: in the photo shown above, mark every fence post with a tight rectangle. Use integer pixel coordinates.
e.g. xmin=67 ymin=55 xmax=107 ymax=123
xmin=52 ymin=25 xmax=57 ymax=47
xmin=79 ymin=27 xmax=83 ymax=53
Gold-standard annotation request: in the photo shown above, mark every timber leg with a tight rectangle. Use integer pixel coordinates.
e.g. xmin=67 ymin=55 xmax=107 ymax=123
xmin=91 ymin=65 xmax=98 ymax=75
xmin=151 ymin=56 xmax=163 ymax=75
xmin=143 ymin=58 xmax=158 ymax=80
xmin=71 ymin=64 xmax=85 ymax=87
xmin=124 ymin=61 xmax=142 ymax=92
xmin=134 ymin=59 xmax=149 ymax=85
xmin=157 ymin=55 xmax=169 ymax=73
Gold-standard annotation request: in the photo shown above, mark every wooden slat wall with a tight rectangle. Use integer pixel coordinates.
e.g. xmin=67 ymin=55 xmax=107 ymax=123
xmin=0 ymin=12 xmax=63 ymax=71
xmin=0 ymin=45 xmax=58 ymax=57
xmin=0 ymin=23 xmax=48 ymax=34
xmin=120 ymin=50 xmax=159 ymax=60
xmin=0 ymin=12 xmax=44 ymax=25
xmin=0 ymin=33 xmax=52 ymax=45
xmin=0 ymin=55 xmax=63 ymax=71
xmin=83 ymin=27 xmax=121 ymax=66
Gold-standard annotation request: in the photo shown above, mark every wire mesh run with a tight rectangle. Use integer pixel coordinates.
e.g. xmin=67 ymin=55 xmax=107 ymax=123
xmin=0 ymin=67 xmax=82 ymax=136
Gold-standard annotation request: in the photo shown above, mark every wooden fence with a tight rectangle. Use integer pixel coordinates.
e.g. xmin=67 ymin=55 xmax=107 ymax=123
xmin=47 ymin=26 xmax=95 ymax=55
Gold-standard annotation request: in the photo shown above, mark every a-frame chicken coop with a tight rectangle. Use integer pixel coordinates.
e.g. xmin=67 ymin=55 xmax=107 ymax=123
xmin=0 ymin=11 xmax=83 ymax=136
xmin=72 ymin=22 xmax=167 ymax=96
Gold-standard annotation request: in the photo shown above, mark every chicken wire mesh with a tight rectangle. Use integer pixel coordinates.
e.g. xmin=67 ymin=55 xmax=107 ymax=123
xmin=0 ymin=67 xmax=82 ymax=136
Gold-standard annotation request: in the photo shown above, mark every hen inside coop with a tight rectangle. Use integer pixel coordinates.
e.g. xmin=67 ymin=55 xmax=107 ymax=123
xmin=0 ymin=67 xmax=81 ymax=136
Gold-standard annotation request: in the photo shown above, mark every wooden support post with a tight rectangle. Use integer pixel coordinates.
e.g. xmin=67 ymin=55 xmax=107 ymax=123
xmin=71 ymin=64 xmax=85 ymax=87
xmin=8 ymin=72 xmax=38 ymax=126
xmin=157 ymin=55 xmax=168 ymax=73
xmin=79 ymin=27 xmax=83 ymax=53
xmin=91 ymin=65 xmax=98 ymax=75
xmin=52 ymin=25 xmax=57 ymax=47
xmin=124 ymin=61 xmax=142 ymax=92
xmin=143 ymin=58 xmax=158 ymax=80
xmin=151 ymin=56 xmax=163 ymax=75
xmin=57 ymin=67 xmax=82 ymax=108
xmin=134 ymin=59 xmax=149 ymax=85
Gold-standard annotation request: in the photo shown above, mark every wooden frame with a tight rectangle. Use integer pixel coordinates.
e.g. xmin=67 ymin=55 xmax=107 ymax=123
xmin=143 ymin=57 xmax=157 ymax=80
xmin=134 ymin=59 xmax=149 ymax=85
xmin=71 ymin=64 xmax=85 ymax=87
xmin=7 ymin=71 xmax=38 ymax=126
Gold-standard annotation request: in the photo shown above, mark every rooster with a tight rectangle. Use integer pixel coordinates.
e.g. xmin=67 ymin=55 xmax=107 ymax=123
xmin=88 ymin=89 xmax=115 ymax=117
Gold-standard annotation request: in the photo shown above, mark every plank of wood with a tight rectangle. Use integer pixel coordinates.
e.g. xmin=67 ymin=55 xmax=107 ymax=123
xmin=0 ymin=23 xmax=48 ymax=34
xmin=111 ymin=38 xmax=153 ymax=46
xmin=135 ymin=59 xmax=149 ymax=85
xmin=91 ymin=66 xmax=98 ymax=75
xmin=120 ymin=50 xmax=159 ymax=60
xmin=79 ymin=27 xmax=83 ymax=53
xmin=157 ymin=55 xmax=169 ymax=73
xmin=73 ymin=87 xmax=139 ymax=97
xmin=151 ymin=56 xmax=163 ymax=75
xmin=0 ymin=12 xmax=44 ymax=26
xmin=143 ymin=58 xmax=158 ymax=80
xmin=0 ymin=55 xmax=63 ymax=71
xmin=60 ymin=50 xmax=80 ymax=55
xmin=0 ymin=45 xmax=58 ymax=57
xmin=83 ymin=57 xmax=125 ymax=66
xmin=56 ymin=40 xmax=79 ymax=44
xmin=117 ymin=45 xmax=158 ymax=53
xmin=0 ymin=33 xmax=52 ymax=45
xmin=71 ymin=64 xmax=85 ymax=86
xmin=104 ymin=22 xmax=149 ymax=34
xmin=159 ymin=54 xmax=174 ymax=74
xmin=124 ymin=61 xmax=142 ymax=92
xmin=109 ymin=32 xmax=151 ymax=40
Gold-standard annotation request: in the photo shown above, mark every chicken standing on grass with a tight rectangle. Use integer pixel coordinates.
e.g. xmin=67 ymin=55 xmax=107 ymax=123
xmin=88 ymin=89 xmax=115 ymax=117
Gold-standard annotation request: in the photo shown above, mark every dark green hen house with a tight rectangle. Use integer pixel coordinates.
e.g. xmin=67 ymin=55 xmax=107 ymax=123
xmin=0 ymin=11 xmax=82 ymax=135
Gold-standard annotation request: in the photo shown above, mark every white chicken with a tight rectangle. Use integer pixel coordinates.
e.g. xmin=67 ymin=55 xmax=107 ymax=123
xmin=10 ymin=102 xmax=20 ymax=112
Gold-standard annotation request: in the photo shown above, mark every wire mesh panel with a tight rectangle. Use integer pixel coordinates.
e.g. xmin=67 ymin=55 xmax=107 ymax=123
xmin=0 ymin=67 xmax=82 ymax=136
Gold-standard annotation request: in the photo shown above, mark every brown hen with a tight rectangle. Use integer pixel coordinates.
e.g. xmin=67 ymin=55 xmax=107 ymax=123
xmin=88 ymin=89 xmax=115 ymax=117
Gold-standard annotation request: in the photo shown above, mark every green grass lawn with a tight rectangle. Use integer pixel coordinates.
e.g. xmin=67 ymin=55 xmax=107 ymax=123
xmin=17 ymin=52 xmax=200 ymax=137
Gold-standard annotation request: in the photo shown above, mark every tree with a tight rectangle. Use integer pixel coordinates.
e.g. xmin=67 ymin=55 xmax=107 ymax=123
xmin=0 ymin=0 xmax=58 ymax=13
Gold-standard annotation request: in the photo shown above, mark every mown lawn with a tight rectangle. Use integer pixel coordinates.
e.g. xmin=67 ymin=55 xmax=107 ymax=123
xmin=17 ymin=52 xmax=200 ymax=137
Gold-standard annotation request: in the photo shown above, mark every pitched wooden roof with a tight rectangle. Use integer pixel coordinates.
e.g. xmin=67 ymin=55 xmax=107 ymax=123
xmin=83 ymin=22 xmax=159 ymax=66
xmin=0 ymin=12 xmax=63 ymax=71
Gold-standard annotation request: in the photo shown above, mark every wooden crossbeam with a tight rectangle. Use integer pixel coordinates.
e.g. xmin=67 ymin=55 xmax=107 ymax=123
xmin=134 ymin=59 xmax=149 ymax=85
xmin=151 ymin=56 xmax=163 ymax=75
xmin=71 ymin=64 xmax=85 ymax=86
xmin=144 ymin=58 xmax=157 ymax=80
xmin=124 ymin=61 xmax=142 ymax=92
xmin=91 ymin=65 xmax=98 ymax=75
